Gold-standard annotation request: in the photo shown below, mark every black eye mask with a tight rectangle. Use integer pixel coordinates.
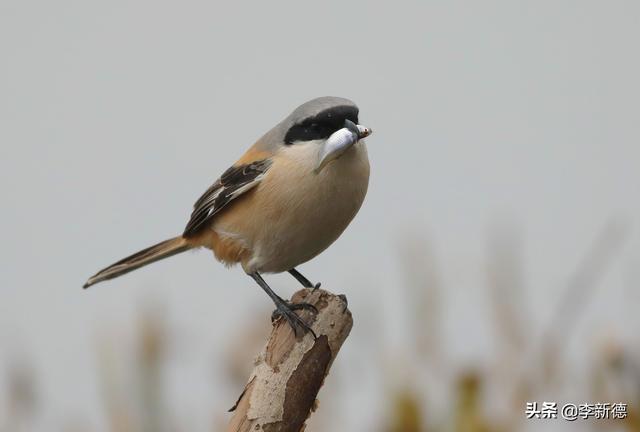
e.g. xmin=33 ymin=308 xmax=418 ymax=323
xmin=284 ymin=105 xmax=359 ymax=144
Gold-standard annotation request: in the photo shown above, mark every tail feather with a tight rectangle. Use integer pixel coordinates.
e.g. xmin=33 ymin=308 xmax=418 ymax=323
xmin=83 ymin=236 xmax=191 ymax=288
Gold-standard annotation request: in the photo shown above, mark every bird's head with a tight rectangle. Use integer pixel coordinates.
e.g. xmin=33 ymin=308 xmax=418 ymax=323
xmin=269 ymin=96 xmax=372 ymax=173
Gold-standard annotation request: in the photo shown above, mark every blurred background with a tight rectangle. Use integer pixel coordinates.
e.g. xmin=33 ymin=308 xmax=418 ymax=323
xmin=1 ymin=1 xmax=639 ymax=431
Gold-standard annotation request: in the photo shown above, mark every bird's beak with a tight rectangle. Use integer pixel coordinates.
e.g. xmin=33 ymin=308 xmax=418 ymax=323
xmin=315 ymin=120 xmax=372 ymax=173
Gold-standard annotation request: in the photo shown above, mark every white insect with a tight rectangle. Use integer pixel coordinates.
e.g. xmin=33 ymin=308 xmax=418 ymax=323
xmin=315 ymin=120 xmax=372 ymax=173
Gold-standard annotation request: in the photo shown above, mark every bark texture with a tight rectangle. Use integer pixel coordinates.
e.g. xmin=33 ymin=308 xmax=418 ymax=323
xmin=226 ymin=288 xmax=353 ymax=432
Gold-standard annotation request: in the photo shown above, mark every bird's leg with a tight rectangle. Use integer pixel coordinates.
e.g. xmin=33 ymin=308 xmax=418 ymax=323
xmin=288 ymin=268 xmax=321 ymax=290
xmin=249 ymin=272 xmax=317 ymax=338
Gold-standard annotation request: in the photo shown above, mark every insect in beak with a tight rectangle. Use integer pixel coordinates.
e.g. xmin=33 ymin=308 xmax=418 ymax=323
xmin=315 ymin=120 xmax=372 ymax=173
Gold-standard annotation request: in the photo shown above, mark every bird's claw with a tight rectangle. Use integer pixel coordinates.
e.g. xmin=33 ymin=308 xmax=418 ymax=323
xmin=271 ymin=300 xmax=318 ymax=339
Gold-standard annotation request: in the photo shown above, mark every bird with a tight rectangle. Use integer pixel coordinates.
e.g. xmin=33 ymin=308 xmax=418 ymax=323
xmin=83 ymin=96 xmax=371 ymax=337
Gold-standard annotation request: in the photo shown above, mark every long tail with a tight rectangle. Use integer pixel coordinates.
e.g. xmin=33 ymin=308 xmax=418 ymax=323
xmin=83 ymin=236 xmax=191 ymax=288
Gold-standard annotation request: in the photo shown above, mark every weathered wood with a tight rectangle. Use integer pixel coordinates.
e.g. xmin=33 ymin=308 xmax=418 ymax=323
xmin=226 ymin=288 xmax=353 ymax=432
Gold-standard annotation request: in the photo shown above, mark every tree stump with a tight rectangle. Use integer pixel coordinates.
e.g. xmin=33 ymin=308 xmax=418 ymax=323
xmin=226 ymin=288 xmax=353 ymax=432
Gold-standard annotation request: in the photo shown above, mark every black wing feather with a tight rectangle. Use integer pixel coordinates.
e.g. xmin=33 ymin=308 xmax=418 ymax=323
xmin=183 ymin=159 xmax=272 ymax=237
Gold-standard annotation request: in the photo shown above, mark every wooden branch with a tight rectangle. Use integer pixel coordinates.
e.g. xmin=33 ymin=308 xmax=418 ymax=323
xmin=226 ymin=288 xmax=353 ymax=432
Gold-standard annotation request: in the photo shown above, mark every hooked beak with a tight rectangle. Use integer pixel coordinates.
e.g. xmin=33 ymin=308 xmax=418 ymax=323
xmin=315 ymin=119 xmax=372 ymax=173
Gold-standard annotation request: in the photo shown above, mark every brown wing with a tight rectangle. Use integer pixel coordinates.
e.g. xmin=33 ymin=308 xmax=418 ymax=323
xmin=182 ymin=159 xmax=272 ymax=237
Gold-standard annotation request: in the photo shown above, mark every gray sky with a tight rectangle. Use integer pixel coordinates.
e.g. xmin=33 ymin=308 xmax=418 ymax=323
xmin=1 ymin=1 xmax=639 ymax=430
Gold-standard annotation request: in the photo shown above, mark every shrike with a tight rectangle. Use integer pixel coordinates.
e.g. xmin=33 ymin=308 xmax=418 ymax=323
xmin=84 ymin=96 xmax=371 ymax=336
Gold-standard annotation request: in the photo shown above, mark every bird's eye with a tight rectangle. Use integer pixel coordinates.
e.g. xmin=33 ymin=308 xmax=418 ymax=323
xmin=285 ymin=118 xmax=345 ymax=144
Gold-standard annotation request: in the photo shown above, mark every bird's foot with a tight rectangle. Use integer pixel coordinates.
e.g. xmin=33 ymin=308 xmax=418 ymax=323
xmin=288 ymin=268 xmax=321 ymax=290
xmin=301 ymin=281 xmax=321 ymax=290
xmin=271 ymin=300 xmax=318 ymax=339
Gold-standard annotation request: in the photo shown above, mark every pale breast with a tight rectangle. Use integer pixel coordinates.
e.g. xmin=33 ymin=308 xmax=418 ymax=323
xmin=212 ymin=140 xmax=369 ymax=274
